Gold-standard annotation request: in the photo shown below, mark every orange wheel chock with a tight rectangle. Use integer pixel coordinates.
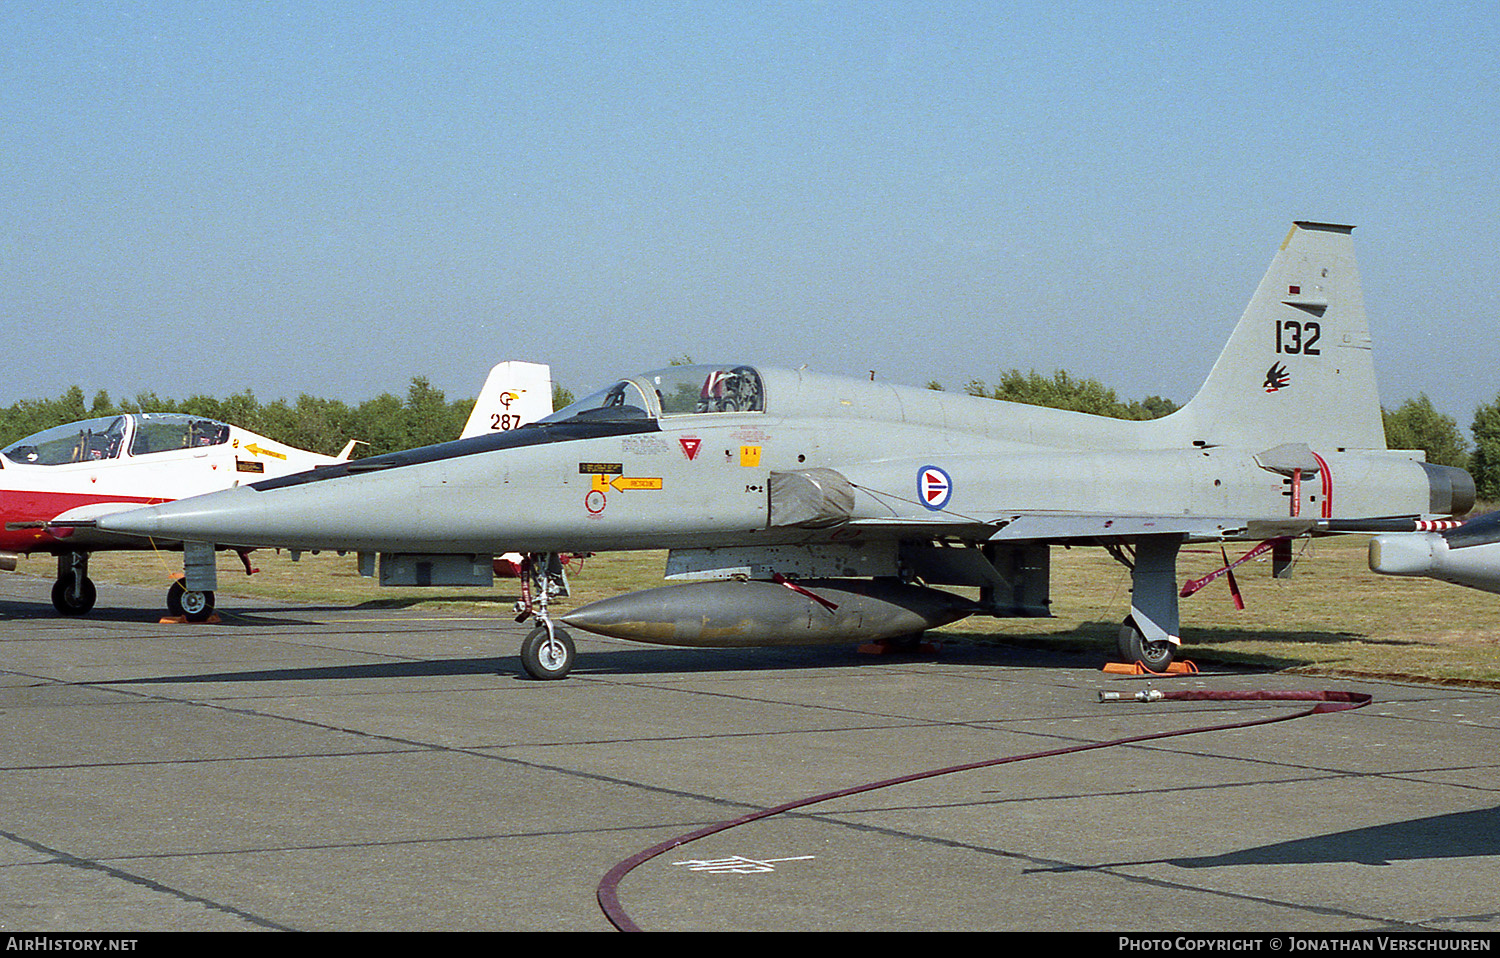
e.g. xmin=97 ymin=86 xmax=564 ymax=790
xmin=1102 ymin=660 xmax=1199 ymax=676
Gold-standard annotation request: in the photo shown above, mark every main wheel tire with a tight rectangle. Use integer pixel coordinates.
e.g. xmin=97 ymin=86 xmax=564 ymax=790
xmin=167 ymin=581 xmax=216 ymax=622
xmin=1117 ymin=617 xmax=1176 ymax=672
xmin=520 ymin=625 xmax=575 ymax=680
xmin=51 ymin=573 xmax=97 ymax=616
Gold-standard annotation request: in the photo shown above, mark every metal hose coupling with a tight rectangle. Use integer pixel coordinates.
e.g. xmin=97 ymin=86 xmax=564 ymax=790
xmin=1099 ymin=688 xmax=1163 ymax=702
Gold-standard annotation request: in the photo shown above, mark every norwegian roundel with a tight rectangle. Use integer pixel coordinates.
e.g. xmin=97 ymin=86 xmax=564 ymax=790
xmin=917 ymin=465 xmax=953 ymax=511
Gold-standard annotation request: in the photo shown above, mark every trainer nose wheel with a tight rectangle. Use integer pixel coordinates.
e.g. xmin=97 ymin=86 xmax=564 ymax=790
xmin=51 ymin=571 xmax=97 ymax=616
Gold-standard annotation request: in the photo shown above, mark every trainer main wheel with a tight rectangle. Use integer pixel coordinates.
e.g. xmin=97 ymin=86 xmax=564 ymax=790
xmin=520 ymin=625 xmax=575 ymax=680
xmin=51 ymin=573 xmax=97 ymax=616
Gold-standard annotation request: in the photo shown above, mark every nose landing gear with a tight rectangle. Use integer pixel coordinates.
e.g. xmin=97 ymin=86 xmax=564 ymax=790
xmin=514 ymin=553 xmax=575 ymax=680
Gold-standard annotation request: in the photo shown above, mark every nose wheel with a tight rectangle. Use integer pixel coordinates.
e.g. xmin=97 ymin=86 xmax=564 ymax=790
xmin=520 ymin=623 xmax=575 ymax=680
xmin=52 ymin=552 xmax=96 ymax=616
xmin=515 ymin=553 xmax=576 ymax=679
xmin=167 ymin=580 xmax=216 ymax=622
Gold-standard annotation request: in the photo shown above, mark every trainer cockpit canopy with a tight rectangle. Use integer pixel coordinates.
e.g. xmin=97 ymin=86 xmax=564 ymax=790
xmin=0 ymin=413 xmax=231 ymax=467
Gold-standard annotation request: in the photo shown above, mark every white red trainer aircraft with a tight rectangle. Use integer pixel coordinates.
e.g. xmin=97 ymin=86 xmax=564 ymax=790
xmin=1 ymin=361 xmax=554 ymax=619
xmin=0 ymin=412 xmax=352 ymax=617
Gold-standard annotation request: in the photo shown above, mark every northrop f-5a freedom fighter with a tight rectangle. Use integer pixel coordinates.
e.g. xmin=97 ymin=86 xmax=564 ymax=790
xmin=98 ymin=223 xmax=1476 ymax=677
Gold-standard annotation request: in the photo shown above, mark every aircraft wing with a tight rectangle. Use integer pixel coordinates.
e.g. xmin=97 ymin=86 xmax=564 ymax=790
xmin=839 ymin=516 xmax=1006 ymax=541
xmin=789 ymin=463 xmax=1320 ymax=544
xmin=852 ymin=512 xmax=1398 ymax=542
xmin=844 ymin=513 xmax=1319 ymax=543
xmin=981 ymin=514 xmax=1317 ymax=543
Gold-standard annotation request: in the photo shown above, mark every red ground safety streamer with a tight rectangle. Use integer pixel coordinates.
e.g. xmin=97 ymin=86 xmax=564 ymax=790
xmin=1180 ymin=538 xmax=1282 ymax=599
xmin=771 ymin=573 xmax=840 ymax=612
xmin=596 ymin=688 xmax=1371 ymax=932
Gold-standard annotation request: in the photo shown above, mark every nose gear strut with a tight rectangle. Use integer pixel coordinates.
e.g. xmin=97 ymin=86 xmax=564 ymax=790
xmin=514 ymin=553 xmax=575 ymax=680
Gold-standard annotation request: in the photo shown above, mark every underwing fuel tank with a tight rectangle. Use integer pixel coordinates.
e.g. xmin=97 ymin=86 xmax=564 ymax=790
xmin=559 ymin=578 xmax=979 ymax=647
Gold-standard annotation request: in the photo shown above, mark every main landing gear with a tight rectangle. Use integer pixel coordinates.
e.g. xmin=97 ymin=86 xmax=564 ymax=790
xmin=51 ymin=552 xmax=96 ymax=616
xmin=1106 ymin=536 xmax=1183 ymax=672
xmin=1117 ymin=616 xmax=1177 ymax=672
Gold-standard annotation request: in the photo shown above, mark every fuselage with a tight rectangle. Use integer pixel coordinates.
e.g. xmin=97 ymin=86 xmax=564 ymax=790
xmin=93 ymin=364 xmax=1468 ymax=555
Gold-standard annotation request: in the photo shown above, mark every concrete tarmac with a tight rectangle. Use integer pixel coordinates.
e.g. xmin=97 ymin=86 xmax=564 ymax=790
xmin=2 ymin=573 xmax=1499 ymax=933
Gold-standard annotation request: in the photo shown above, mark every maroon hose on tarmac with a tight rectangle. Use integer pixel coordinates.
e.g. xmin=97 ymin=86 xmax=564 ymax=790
xmin=596 ymin=688 xmax=1372 ymax=932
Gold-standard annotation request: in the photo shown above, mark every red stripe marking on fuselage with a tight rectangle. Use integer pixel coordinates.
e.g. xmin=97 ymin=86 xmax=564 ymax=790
xmin=1310 ymin=451 xmax=1332 ymax=519
xmin=0 ymin=490 xmax=163 ymax=552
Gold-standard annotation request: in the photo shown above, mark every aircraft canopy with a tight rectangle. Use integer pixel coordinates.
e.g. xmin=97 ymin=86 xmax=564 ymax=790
xmin=543 ymin=365 xmax=765 ymax=423
xmin=1 ymin=413 xmax=232 ymax=466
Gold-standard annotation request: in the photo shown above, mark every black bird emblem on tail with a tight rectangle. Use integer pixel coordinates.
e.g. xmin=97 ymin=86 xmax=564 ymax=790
xmin=1263 ymin=362 xmax=1291 ymax=393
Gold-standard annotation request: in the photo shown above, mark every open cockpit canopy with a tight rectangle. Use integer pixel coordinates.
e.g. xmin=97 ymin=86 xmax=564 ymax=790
xmin=542 ymin=364 xmax=765 ymax=424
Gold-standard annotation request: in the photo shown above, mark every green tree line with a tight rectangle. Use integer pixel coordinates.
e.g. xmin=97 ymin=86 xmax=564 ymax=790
xmin=937 ymin=368 xmax=1181 ymax=420
xmin=1383 ymin=394 xmax=1500 ymax=502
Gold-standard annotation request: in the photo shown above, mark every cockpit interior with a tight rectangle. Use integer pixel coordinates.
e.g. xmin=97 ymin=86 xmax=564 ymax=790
xmin=543 ymin=364 xmax=765 ymax=423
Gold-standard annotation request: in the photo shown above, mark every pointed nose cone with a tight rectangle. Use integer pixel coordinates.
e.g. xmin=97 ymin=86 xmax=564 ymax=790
xmin=97 ymin=488 xmax=269 ymax=545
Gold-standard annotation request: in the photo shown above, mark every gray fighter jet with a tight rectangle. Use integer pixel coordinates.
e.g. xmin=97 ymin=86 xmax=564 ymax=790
xmin=97 ymin=222 xmax=1474 ymax=678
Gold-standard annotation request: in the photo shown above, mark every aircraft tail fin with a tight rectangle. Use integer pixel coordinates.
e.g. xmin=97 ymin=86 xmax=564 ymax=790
xmin=460 ymin=362 xmax=553 ymax=439
xmin=1172 ymin=222 xmax=1387 ymax=451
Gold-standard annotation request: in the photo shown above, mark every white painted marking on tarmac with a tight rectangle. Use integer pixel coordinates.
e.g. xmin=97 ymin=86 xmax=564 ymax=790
xmin=672 ymin=855 xmax=816 ymax=875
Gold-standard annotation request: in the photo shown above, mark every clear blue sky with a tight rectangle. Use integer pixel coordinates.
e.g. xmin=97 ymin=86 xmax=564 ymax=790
xmin=4 ymin=1 xmax=1497 ymax=424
